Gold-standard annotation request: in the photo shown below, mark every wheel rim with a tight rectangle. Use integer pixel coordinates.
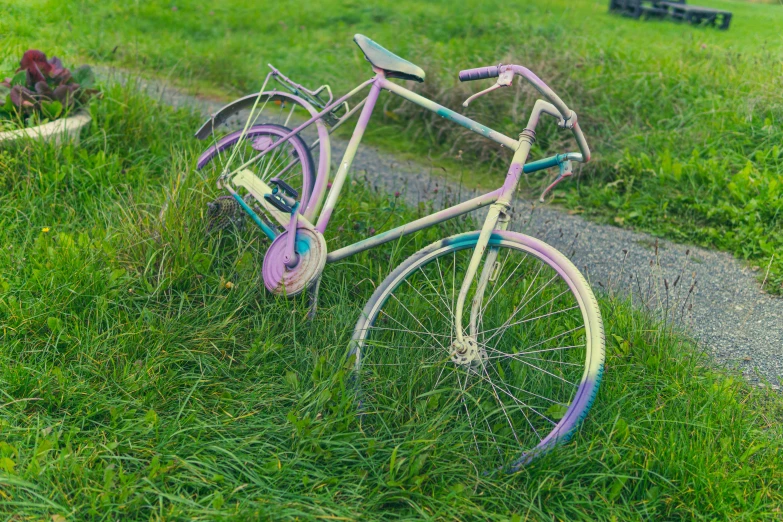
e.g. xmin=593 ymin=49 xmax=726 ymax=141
xmin=198 ymin=124 xmax=314 ymax=213
xmin=352 ymin=234 xmax=602 ymax=471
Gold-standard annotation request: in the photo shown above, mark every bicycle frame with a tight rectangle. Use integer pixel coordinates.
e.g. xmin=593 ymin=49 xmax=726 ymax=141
xmin=320 ymin=72 xmax=579 ymax=259
xmin=230 ymin=67 xmax=585 ymax=342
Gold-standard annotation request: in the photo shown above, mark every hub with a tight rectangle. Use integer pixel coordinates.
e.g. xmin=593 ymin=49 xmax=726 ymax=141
xmin=450 ymin=337 xmax=487 ymax=366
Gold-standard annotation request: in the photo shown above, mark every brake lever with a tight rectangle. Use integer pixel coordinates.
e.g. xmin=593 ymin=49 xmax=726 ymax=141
xmin=539 ymin=160 xmax=573 ymax=202
xmin=462 ymin=69 xmax=514 ymax=108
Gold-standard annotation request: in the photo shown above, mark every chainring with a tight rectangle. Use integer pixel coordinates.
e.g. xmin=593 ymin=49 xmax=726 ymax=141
xmin=262 ymin=227 xmax=327 ymax=296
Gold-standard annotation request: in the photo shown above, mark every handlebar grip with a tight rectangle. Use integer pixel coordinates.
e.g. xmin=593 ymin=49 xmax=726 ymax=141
xmin=458 ymin=66 xmax=499 ymax=82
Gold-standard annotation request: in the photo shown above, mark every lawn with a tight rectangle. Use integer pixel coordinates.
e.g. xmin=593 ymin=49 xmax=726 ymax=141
xmin=1 ymin=0 xmax=781 ymax=291
xmin=0 ymin=81 xmax=781 ymax=519
xmin=1 ymin=1 xmax=783 ymax=519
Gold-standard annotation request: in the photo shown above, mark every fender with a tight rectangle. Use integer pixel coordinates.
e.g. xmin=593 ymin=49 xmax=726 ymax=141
xmin=195 ymin=90 xmax=331 ymax=220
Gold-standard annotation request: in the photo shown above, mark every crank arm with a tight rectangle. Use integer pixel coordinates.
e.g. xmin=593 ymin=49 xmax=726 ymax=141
xmin=284 ymin=206 xmax=300 ymax=269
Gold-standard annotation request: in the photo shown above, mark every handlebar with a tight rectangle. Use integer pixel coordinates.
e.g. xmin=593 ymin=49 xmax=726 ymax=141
xmin=458 ymin=66 xmax=499 ymax=82
xmin=458 ymin=63 xmax=590 ymax=163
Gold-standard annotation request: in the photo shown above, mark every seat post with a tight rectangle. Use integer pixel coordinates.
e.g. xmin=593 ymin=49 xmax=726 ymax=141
xmin=315 ymin=75 xmax=385 ymax=233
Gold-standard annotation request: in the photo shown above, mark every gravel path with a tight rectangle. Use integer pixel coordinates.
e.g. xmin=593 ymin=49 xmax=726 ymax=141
xmin=114 ymin=70 xmax=782 ymax=388
xmin=345 ymin=144 xmax=783 ymax=388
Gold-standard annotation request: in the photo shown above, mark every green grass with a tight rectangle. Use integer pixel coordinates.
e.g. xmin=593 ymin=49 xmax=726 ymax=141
xmin=0 ymin=83 xmax=782 ymax=520
xmin=1 ymin=0 xmax=781 ymax=291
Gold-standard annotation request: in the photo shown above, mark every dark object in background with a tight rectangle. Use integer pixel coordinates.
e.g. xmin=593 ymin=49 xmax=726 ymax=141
xmin=608 ymin=0 xmax=732 ymax=30
xmin=609 ymin=0 xmax=673 ymax=19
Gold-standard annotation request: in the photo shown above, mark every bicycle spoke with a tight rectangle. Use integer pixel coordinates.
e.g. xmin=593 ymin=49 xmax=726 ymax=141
xmin=478 ymin=304 xmax=580 ymax=338
xmin=419 ymin=263 xmax=455 ymax=323
xmin=355 ymin=236 xmax=602 ymax=470
xmin=483 ymin=272 xmax=560 ymax=347
xmin=483 ymin=350 xmax=583 ymax=367
xmin=364 ymin=325 xmax=452 ymax=340
xmin=477 ymin=370 xmax=562 ymax=406
xmin=513 ymin=325 xmax=584 ymax=355
xmin=485 ymin=362 xmax=556 ymax=431
xmin=479 ymin=249 xmax=524 ymax=319
xmin=482 ymin=345 xmax=578 ymax=387
xmin=283 ymin=104 xmax=296 ymax=127
xmin=435 ymin=255 xmax=456 ymax=342
xmin=478 ymin=362 xmax=523 ymax=445
xmin=456 ymin=370 xmax=482 ymax=455
xmin=402 ymin=278 xmax=453 ymax=326
xmin=479 ymin=262 xmax=545 ymax=345
xmin=387 ymin=293 xmax=448 ymax=351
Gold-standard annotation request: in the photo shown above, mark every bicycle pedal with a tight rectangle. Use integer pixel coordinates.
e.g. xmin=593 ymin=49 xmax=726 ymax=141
xmin=231 ymin=169 xmax=292 ymax=227
xmin=270 ymin=177 xmax=298 ymax=199
xmin=264 ymin=192 xmax=295 ymax=213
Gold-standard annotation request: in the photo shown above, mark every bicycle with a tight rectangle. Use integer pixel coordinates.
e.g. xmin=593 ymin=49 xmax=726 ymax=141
xmin=194 ymin=34 xmax=605 ymax=472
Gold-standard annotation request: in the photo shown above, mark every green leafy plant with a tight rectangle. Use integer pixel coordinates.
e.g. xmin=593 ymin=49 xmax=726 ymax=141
xmin=0 ymin=49 xmax=99 ymax=129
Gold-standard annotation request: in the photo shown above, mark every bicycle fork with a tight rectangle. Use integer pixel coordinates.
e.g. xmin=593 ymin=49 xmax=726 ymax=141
xmin=452 ymin=132 xmax=534 ymax=358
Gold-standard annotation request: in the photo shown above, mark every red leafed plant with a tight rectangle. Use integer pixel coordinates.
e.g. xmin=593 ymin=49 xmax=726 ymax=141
xmin=0 ymin=49 xmax=99 ymax=127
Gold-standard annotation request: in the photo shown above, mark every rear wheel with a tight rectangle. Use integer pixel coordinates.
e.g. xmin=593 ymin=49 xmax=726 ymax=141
xmin=197 ymin=123 xmax=315 ymax=222
xmin=350 ymin=230 xmax=605 ymax=471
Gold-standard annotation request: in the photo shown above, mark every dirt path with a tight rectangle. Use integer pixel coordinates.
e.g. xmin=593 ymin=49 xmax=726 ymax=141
xmin=113 ymin=70 xmax=782 ymax=388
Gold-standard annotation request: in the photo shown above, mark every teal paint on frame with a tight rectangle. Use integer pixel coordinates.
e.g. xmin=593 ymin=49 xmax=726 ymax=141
xmin=232 ymin=193 xmax=278 ymax=241
xmin=435 ymin=107 xmax=495 ymax=139
xmin=296 ymin=236 xmax=311 ymax=255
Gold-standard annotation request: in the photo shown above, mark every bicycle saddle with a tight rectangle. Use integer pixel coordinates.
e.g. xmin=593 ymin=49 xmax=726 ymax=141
xmin=354 ymin=34 xmax=426 ymax=83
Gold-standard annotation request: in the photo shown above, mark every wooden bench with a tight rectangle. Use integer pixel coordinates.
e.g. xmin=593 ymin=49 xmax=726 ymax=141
xmin=609 ymin=0 xmax=731 ymax=29
xmin=658 ymin=2 xmax=732 ymax=29
xmin=609 ymin=0 xmax=677 ymax=20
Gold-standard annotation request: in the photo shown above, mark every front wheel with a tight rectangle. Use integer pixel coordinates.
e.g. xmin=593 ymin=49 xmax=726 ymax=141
xmin=350 ymin=231 xmax=605 ymax=471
